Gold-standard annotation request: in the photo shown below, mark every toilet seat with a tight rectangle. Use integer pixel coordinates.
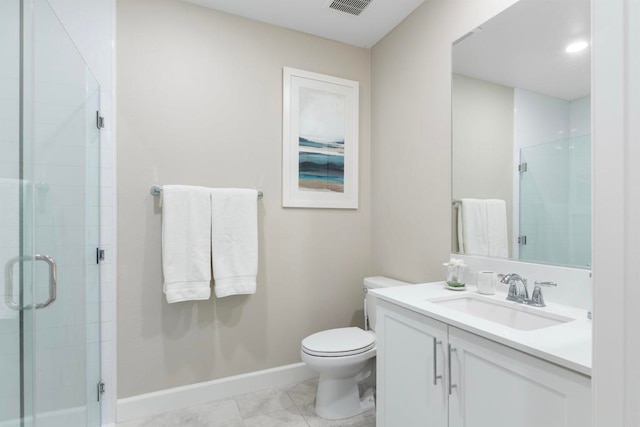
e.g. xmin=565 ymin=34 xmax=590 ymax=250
xmin=302 ymin=327 xmax=375 ymax=357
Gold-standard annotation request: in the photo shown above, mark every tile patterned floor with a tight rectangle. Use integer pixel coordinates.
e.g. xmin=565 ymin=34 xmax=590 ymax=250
xmin=117 ymin=379 xmax=376 ymax=427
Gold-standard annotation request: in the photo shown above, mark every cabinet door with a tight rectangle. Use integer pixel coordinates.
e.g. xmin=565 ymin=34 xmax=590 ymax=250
xmin=376 ymin=300 xmax=449 ymax=427
xmin=448 ymin=327 xmax=591 ymax=427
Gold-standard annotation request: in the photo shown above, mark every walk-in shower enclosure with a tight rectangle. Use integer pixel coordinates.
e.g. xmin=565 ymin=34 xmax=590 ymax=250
xmin=1 ymin=0 xmax=102 ymax=425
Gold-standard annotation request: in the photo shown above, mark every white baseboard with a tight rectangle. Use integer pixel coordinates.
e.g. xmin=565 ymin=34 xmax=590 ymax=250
xmin=116 ymin=362 xmax=317 ymax=423
xmin=0 ymin=406 xmax=85 ymax=427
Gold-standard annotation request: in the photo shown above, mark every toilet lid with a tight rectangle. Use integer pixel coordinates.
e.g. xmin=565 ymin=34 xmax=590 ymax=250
xmin=302 ymin=327 xmax=375 ymax=357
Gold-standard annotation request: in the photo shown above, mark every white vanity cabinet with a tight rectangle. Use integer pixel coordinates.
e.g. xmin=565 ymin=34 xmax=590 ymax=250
xmin=447 ymin=327 xmax=591 ymax=427
xmin=376 ymin=300 xmax=592 ymax=427
xmin=376 ymin=300 xmax=448 ymax=427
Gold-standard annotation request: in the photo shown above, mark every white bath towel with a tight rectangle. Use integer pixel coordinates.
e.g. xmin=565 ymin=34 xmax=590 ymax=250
xmin=460 ymin=198 xmax=489 ymax=256
xmin=210 ymin=189 xmax=258 ymax=298
xmin=162 ymin=185 xmax=212 ymax=303
xmin=460 ymin=198 xmax=508 ymax=258
xmin=485 ymin=199 xmax=509 ymax=258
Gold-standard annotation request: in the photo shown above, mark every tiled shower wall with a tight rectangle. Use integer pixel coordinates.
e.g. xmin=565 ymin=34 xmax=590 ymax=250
xmin=44 ymin=0 xmax=116 ymax=424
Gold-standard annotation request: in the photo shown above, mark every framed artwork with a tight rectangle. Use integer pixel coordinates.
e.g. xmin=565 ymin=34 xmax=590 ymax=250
xmin=282 ymin=67 xmax=359 ymax=209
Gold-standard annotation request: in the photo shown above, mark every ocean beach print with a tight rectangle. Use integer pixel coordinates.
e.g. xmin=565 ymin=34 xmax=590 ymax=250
xmin=299 ymin=137 xmax=344 ymax=154
xmin=298 ymin=151 xmax=344 ymax=192
xmin=298 ymin=87 xmax=346 ymax=193
xmin=282 ymin=67 xmax=358 ymax=208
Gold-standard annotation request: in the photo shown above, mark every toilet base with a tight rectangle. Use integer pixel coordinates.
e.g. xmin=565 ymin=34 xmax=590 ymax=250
xmin=315 ymin=373 xmax=376 ymax=420
xmin=301 ymin=335 xmax=377 ymax=420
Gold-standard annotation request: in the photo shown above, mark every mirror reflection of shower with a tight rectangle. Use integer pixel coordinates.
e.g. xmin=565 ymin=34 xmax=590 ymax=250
xmin=451 ymin=0 xmax=591 ymax=269
xmin=516 ymin=92 xmax=591 ymax=267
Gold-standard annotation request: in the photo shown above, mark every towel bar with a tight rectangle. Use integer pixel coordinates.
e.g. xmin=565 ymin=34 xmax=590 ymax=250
xmin=150 ymin=185 xmax=263 ymax=199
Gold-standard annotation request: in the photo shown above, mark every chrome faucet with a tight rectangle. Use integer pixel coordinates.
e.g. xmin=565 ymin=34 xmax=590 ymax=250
xmin=499 ymin=273 xmax=528 ymax=303
xmin=499 ymin=274 xmax=557 ymax=307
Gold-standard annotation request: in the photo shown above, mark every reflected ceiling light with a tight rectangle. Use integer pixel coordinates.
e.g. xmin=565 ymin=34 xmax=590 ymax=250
xmin=565 ymin=41 xmax=589 ymax=53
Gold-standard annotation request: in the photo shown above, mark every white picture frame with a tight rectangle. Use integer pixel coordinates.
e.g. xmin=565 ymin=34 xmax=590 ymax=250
xmin=282 ymin=67 xmax=359 ymax=209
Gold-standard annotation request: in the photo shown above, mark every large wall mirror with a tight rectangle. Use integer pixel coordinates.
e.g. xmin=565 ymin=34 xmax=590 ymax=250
xmin=451 ymin=0 xmax=591 ymax=269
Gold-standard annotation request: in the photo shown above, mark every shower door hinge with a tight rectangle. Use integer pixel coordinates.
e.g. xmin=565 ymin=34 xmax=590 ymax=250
xmin=96 ymin=111 xmax=105 ymax=129
xmin=97 ymin=381 xmax=105 ymax=402
xmin=518 ymin=162 xmax=528 ymax=173
xmin=518 ymin=235 xmax=528 ymax=245
xmin=96 ymin=248 xmax=105 ymax=264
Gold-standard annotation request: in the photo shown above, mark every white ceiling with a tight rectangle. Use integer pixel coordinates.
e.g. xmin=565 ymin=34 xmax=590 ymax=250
xmin=182 ymin=0 xmax=425 ymax=48
xmin=453 ymin=0 xmax=590 ymax=101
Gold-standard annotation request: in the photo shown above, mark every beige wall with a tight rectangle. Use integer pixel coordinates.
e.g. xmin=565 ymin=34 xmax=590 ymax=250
xmin=117 ymin=0 xmax=371 ymax=398
xmin=452 ymin=74 xmax=514 ymax=256
xmin=370 ymin=0 xmax=518 ymax=283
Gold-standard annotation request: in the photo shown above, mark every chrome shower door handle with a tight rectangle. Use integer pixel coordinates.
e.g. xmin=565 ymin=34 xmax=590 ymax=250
xmin=5 ymin=254 xmax=58 ymax=310
xmin=4 ymin=256 xmax=19 ymax=311
xmin=448 ymin=344 xmax=458 ymax=395
xmin=34 ymin=255 xmax=57 ymax=309
xmin=433 ymin=338 xmax=442 ymax=385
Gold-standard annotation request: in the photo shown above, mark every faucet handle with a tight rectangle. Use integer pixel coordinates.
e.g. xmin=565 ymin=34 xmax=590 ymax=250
xmin=534 ymin=281 xmax=557 ymax=287
xmin=498 ymin=273 xmax=514 ymax=284
xmin=529 ymin=281 xmax=557 ymax=307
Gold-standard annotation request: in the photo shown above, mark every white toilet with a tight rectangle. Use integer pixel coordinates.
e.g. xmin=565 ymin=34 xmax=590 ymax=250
xmin=301 ymin=276 xmax=407 ymax=420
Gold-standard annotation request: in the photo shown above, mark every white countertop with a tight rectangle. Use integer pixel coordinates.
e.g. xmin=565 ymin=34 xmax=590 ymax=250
xmin=371 ymin=282 xmax=592 ymax=377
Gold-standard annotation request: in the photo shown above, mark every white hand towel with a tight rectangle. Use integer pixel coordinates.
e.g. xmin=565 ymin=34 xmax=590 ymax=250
xmin=460 ymin=198 xmax=508 ymax=258
xmin=162 ymin=185 xmax=212 ymax=303
xmin=210 ymin=189 xmax=258 ymax=298
xmin=461 ymin=198 xmax=490 ymax=256
xmin=486 ymin=199 xmax=509 ymax=258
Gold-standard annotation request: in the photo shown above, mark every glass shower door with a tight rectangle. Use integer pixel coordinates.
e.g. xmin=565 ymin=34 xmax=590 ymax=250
xmin=519 ymin=135 xmax=591 ymax=267
xmin=1 ymin=0 xmax=102 ymax=425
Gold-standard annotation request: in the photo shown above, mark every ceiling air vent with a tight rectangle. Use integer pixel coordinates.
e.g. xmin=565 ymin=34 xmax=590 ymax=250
xmin=326 ymin=0 xmax=373 ymax=16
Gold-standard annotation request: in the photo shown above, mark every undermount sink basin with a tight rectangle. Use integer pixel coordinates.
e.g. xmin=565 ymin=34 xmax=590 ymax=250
xmin=428 ymin=294 xmax=574 ymax=331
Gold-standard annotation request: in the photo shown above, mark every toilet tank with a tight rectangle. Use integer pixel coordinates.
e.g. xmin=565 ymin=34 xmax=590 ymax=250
xmin=363 ymin=276 xmax=410 ymax=331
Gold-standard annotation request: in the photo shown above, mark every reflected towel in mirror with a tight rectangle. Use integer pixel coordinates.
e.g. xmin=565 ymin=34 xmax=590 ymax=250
xmin=458 ymin=198 xmax=508 ymax=258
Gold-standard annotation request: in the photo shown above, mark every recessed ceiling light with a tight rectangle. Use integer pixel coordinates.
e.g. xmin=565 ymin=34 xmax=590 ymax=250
xmin=565 ymin=41 xmax=589 ymax=53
